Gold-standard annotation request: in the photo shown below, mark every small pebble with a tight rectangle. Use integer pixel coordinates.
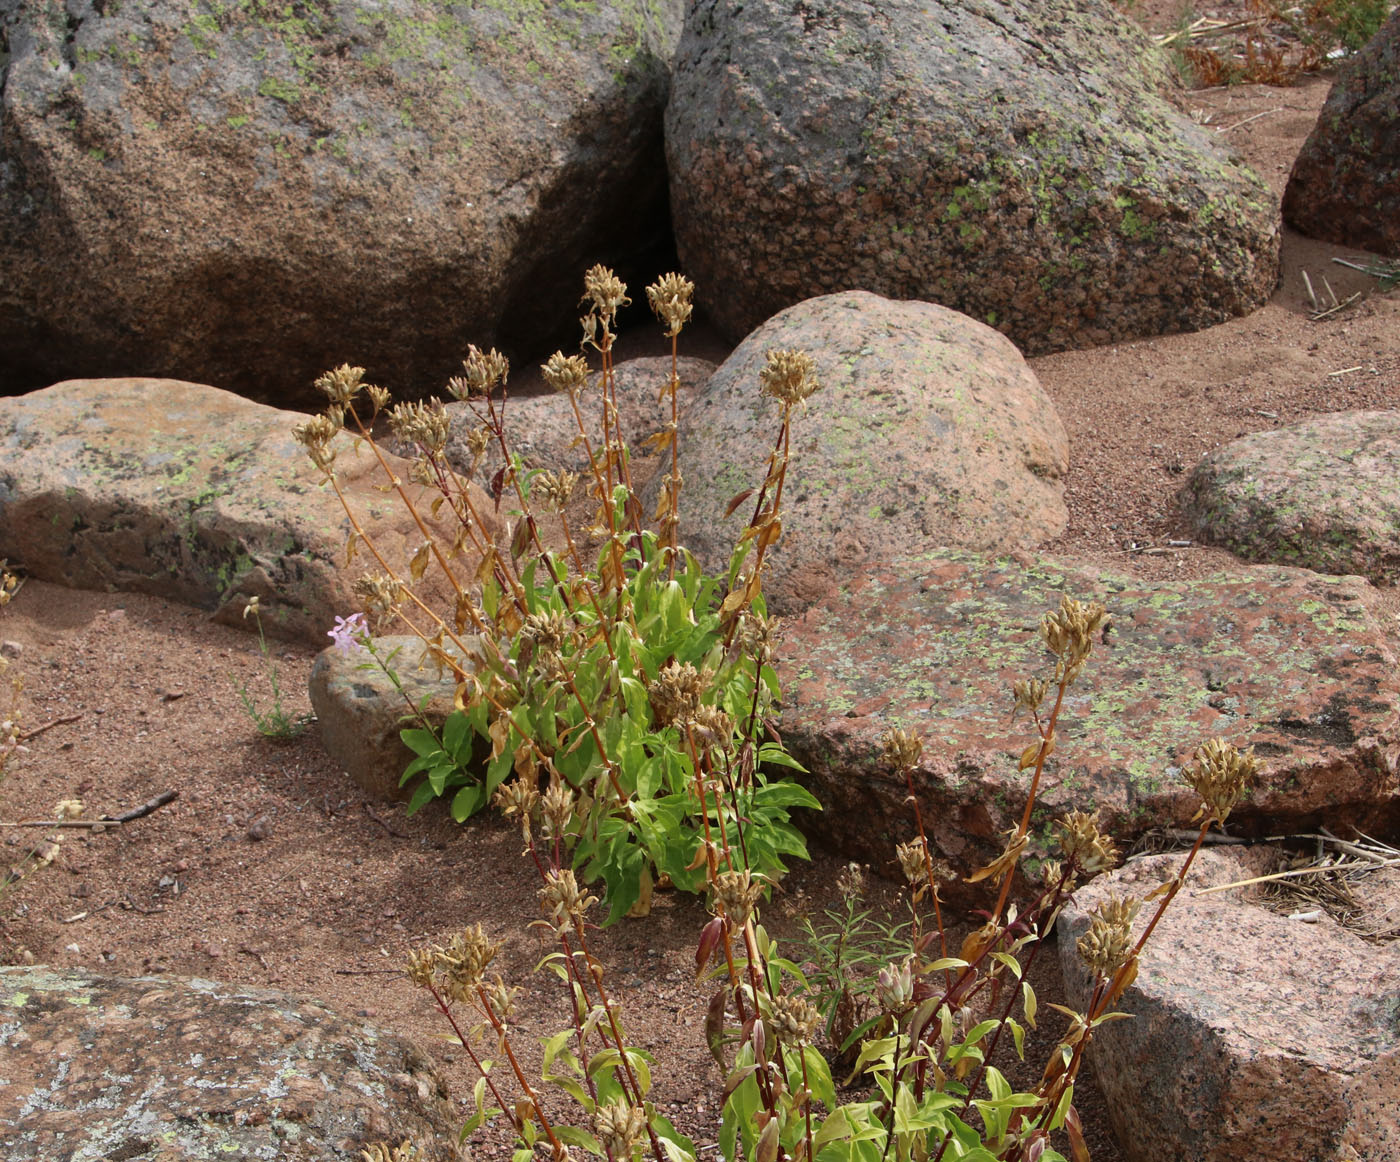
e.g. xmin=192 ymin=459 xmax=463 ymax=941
xmin=0 ymin=640 xmax=22 ymax=658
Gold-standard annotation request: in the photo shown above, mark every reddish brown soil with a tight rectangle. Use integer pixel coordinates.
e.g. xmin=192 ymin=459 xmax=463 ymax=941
xmin=3 ymin=9 xmax=1399 ymax=1160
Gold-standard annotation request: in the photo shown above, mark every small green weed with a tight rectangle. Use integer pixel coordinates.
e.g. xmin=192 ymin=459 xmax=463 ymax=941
xmin=233 ymin=596 xmax=313 ymax=741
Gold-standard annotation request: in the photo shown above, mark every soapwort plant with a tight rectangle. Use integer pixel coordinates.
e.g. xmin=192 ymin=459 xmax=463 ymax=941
xmin=294 ymin=266 xmax=820 ymax=922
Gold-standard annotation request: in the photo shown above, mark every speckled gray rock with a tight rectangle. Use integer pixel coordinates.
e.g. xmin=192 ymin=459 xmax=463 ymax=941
xmin=0 ymin=379 xmax=495 ymax=645
xmin=666 ymin=0 xmax=1280 ymax=351
xmin=0 ymin=967 xmax=464 ymax=1161
xmin=778 ymin=551 xmax=1399 ymax=887
xmin=646 ymin=291 xmax=1068 ymax=613
xmin=435 ymin=354 xmax=717 ymax=481
xmin=310 ymin=635 xmax=482 ymax=801
xmin=1284 ymin=8 xmax=1400 ymax=257
xmin=1180 ymin=410 xmax=1400 ymax=584
xmin=1058 ymin=850 xmax=1400 ymax=1162
xmin=0 ymin=0 xmax=681 ymax=405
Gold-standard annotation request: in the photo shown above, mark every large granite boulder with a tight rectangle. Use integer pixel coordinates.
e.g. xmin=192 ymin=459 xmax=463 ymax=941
xmin=665 ymin=0 xmax=1280 ymax=351
xmin=1058 ymin=850 xmax=1400 ymax=1162
xmin=1180 ymin=410 xmax=1400 ymax=585
xmin=647 ymin=292 xmax=1069 ymax=613
xmin=0 ymin=0 xmax=681 ymax=405
xmin=778 ymin=552 xmax=1399 ymax=884
xmin=0 ymin=379 xmax=495 ymax=645
xmin=1283 ymin=8 xmax=1400 ymax=257
xmin=0 ymin=967 xmax=463 ymax=1161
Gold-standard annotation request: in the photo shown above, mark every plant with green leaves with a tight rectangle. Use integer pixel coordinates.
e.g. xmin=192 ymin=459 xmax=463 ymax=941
xmin=379 ymin=589 xmax=1256 ymax=1161
xmin=233 ymin=595 xmax=314 ymax=741
xmin=294 ymin=266 xmax=820 ymax=922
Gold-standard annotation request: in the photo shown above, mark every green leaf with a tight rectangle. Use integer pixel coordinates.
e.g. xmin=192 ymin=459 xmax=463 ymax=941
xmin=451 ymin=783 xmax=484 ymax=821
xmin=751 ymin=781 xmax=821 ymax=809
xmin=400 ymin=728 xmax=442 ymax=757
xmin=802 ymin=1044 xmax=836 ymax=1110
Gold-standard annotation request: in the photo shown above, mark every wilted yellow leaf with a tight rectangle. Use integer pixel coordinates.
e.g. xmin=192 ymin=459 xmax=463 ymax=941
xmin=409 ymin=541 xmax=432 ymax=581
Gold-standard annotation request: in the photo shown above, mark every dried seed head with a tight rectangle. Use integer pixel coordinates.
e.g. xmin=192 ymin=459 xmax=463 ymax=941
xmin=353 ymin=573 xmax=405 ymax=628
xmin=482 ymin=973 xmax=520 ymax=1025
xmin=593 ymin=1101 xmax=646 ymax=1158
xmin=520 ymin=609 xmax=576 ymax=660
xmin=365 ymin=384 xmax=392 ymax=414
xmin=1076 ymin=893 xmax=1140 ymax=978
xmin=462 ymin=425 xmax=492 ymax=464
xmin=1184 ymin=738 xmax=1257 ymax=827
xmin=896 ymin=839 xmax=927 ymax=888
xmin=882 ymin=727 xmax=923 ymax=775
xmin=836 ymin=861 xmax=866 ymax=901
xmin=293 ymin=412 xmax=342 ymax=471
xmin=540 ymin=777 xmax=575 ymax=841
xmin=581 ymin=264 xmax=631 ymax=325
xmin=387 ymin=399 xmax=450 ymax=456
xmin=493 ymin=778 xmax=540 ymax=842
xmin=1012 ymin=678 xmax=1049 ymax=716
xmin=1037 ymin=859 xmax=1074 ymax=891
xmin=540 ymin=867 xmax=597 ymax=934
xmin=768 ymin=993 xmax=822 ymax=1048
xmin=646 ymin=271 xmax=695 ymax=338
xmin=53 ymin=799 xmax=84 ymax=821
xmin=735 ymin=609 xmax=776 ymax=666
xmin=759 ymin=348 xmax=821 ymax=409
xmin=405 ymin=946 xmax=437 ymax=990
xmin=315 ymin=364 xmax=367 ymax=406
xmin=710 ymin=868 xmax=765 ymax=927
xmin=1040 ymin=596 xmax=1110 ymax=685
xmin=688 ymin=704 xmax=733 ymax=750
xmin=440 ymin=923 xmax=501 ymax=1002
xmin=450 ymin=345 xmax=510 ymax=399
xmin=1056 ymin=809 xmax=1119 ymax=879
xmin=535 ymin=469 xmax=578 ymax=513
xmin=541 ymin=350 xmax=590 ymax=396
xmin=360 ymin=1142 xmax=422 ymax=1162
xmin=647 ymin=660 xmax=707 ymax=727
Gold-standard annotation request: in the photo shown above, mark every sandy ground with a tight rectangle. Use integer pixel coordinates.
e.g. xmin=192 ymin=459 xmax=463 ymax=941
xmin=2 ymin=9 xmax=1399 ymax=1160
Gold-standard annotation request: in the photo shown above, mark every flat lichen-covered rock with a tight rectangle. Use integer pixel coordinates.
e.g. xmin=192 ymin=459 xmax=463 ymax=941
xmin=1283 ymin=7 xmax=1400 ymax=257
xmin=778 ymin=551 xmax=1399 ymax=886
xmin=1180 ymin=409 xmax=1400 ymax=585
xmin=666 ymin=0 xmax=1280 ymax=352
xmin=0 ymin=967 xmax=463 ymax=1161
xmin=0 ymin=0 xmax=680 ymax=405
xmin=648 ymin=292 xmax=1069 ymax=614
xmin=1059 ymin=850 xmax=1400 ymax=1162
xmin=0 ymin=378 xmax=493 ymax=645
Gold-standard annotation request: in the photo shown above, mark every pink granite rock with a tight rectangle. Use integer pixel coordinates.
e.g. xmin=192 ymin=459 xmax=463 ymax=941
xmin=1180 ymin=409 xmax=1400 ymax=584
xmin=434 ymin=355 xmax=717 ymax=481
xmin=0 ymin=379 xmax=496 ymax=645
xmin=1058 ymin=849 xmax=1400 ymax=1162
xmin=646 ymin=292 xmax=1069 ymax=614
xmin=0 ymin=967 xmax=463 ymax=1161
xmin=779 ymin=551 xmax=1399 ymax=890
xmin=310 ymin=635 xmax=484 ymax=802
